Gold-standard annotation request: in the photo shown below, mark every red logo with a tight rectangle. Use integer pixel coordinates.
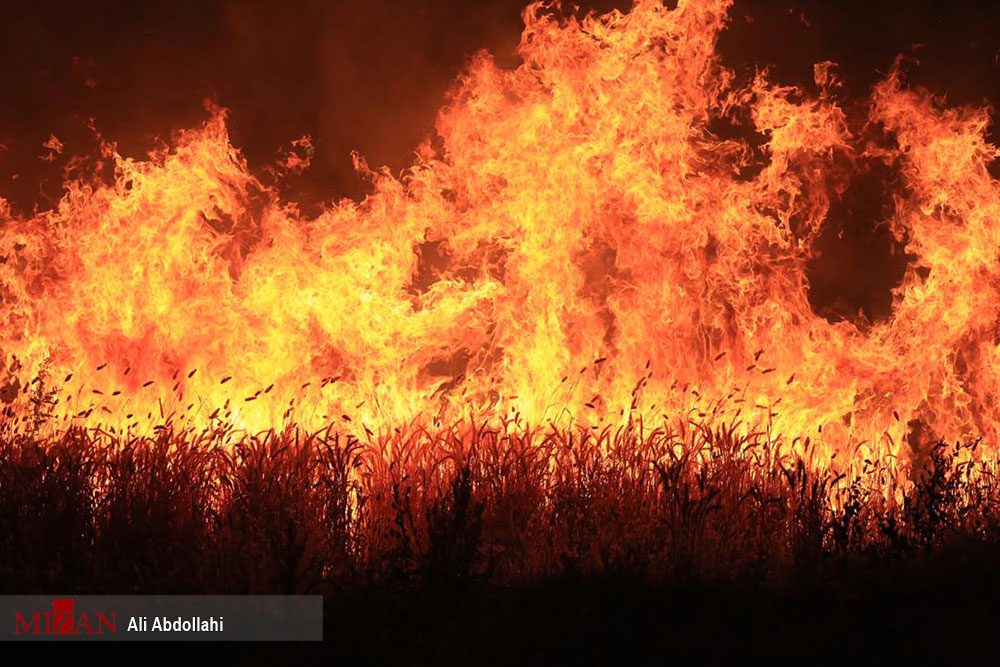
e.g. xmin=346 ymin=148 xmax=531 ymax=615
xmin=13 ymin=599 xmax=117 ymax=635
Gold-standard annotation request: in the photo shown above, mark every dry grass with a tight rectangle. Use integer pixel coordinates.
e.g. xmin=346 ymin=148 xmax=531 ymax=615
xmin=1 ymin=411 xmax=998 ymax=596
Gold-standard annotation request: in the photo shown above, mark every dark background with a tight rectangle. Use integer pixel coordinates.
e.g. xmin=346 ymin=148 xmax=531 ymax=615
xmin=0 ymin=0 xmax=997 ymax=320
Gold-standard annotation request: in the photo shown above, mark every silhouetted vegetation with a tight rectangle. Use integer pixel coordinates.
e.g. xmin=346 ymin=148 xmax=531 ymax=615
xmin=3 ymin=417 xmax=1000 ymax=658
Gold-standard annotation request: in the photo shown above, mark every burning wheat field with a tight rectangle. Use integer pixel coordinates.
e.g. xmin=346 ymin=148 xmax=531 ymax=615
xmin=3 ymin=0 xmax=1000 ymax=659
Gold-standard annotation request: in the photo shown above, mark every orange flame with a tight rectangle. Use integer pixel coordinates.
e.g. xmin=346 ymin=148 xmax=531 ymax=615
xmin=0 ymin=0 xmax=997 ymax=468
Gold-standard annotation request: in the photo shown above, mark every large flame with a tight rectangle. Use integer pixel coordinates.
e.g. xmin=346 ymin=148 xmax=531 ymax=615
xmin=0 ymin=0 xmax=997 ymax=467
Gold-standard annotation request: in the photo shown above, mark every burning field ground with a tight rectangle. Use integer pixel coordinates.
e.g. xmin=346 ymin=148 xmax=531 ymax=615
xmin=5 ymin=419 xmax=1000 ymax=658
xmin=2 ymin=0 xmax=1000 ymax=659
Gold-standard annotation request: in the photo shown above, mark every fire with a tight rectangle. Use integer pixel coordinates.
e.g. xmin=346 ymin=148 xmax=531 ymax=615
xmin=0 ymin=0 xmax=997 ymax=469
